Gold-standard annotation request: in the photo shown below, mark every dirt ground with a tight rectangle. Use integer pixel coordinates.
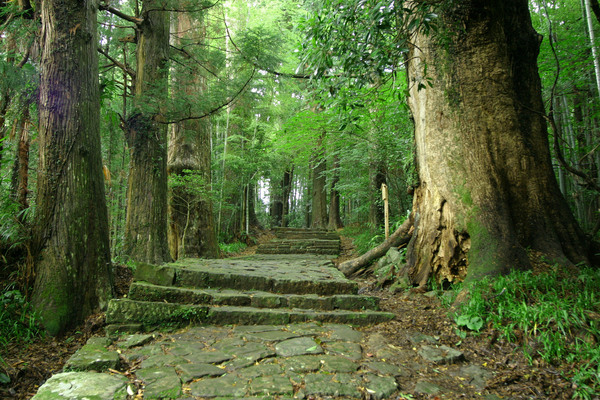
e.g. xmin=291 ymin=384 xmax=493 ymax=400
xmin=0 ymin=234 xmax=578 ymax=399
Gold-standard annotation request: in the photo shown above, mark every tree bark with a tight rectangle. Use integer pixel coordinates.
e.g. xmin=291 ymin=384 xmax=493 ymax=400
xmin=281 ymin=166 xmax=293 ymax=227
xmin=328 ymin=155 xmax=343 ymax=230
xmin=167 ymin=12 xmax=219 ymax=260
xmin=339 ymin=216 xmax=413 ymax=277
xmin=124 ymin=0 xmax=171 ymax=264
xmin=32 ymin=0 xmax=113 ymax=335
xmin=311 ymin=134 xmax=328 ymax=229
xmin=403 ymin=0 xmax=590 ymax=287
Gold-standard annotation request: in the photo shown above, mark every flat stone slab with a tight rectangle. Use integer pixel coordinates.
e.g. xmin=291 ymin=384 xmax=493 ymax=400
xmin=136 ymin=367 xmax=181 ymax=399
xmin=364 ymin=374 xmax=398 ymax=400
xmin=31 ymin=371 xmax=128 ymax=400
xmin=418 ymin=345 xmax=465 ymax=364
xmin=177 ymin=363 xmax=226 ymax=382
xmin=275 ymin=337 xmax=323 ymax=357
xmin=172 ymin=256 xmax=357 ymax=295
xmin=64 ymin=337 xmax=119 ymax=372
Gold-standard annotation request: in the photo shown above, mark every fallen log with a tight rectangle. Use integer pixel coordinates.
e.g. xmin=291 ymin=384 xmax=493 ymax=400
xmin=338 ymin=216 xmax=414 ymax=277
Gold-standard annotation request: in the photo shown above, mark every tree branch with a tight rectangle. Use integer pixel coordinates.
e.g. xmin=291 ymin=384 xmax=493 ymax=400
xmin=97 ymin=47 xmax=135 ymax=79
xmin=99 ymin=4 xmax=142 ymax=25
xmin=161 ymin=68 xmax=256 ymax=124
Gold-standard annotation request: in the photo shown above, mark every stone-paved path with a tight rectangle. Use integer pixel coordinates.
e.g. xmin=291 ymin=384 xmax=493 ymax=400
xmin=31 ymin=230 xmax=504 ymax=399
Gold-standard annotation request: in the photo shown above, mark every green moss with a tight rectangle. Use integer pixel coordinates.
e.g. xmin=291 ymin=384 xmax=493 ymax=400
xmin=465 ymin=218 xmax=500 ymax=283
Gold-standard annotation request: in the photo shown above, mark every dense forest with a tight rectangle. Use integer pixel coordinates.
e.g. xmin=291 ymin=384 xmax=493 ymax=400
xmin=1 ymin=0 xmax=600 ymax=393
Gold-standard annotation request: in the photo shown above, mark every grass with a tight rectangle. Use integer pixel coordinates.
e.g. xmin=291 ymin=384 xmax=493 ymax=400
xmin=447 ymin=265 xmax=600 ymax=399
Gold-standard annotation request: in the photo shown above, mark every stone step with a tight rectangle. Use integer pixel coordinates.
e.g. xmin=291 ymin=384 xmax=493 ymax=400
xmin=106 ymin=299 xmax=395 ymax=328
xmin=273 ymin=227 xmax=340 ymax=241
xmin=128 ymin=282 xmax=381 ymax=311
xmin=135 ymin=257 xmax=357 ymax=296
xmin=256 ymin=239 xmax=341 ymax=255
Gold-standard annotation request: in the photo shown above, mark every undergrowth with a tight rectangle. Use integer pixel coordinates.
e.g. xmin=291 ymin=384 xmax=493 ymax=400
xmin=218 ymin=241 xmax=247 ymax=256
xmin=340 ymin=223 xmax=387 ymax=254
xmin=447 ymin=266 xmax=600 ymax=399
xmin=0 ymin=284 xmax=44 ymax=383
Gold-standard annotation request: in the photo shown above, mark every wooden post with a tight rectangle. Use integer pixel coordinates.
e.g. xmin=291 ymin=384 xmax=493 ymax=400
xmin=381 ymin=183 xmax=389 ymax=239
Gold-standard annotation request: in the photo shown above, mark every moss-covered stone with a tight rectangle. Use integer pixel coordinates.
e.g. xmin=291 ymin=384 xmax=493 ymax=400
xmin=31 ymin=372 xmax=128 ymax=400
xmin=134 ymin=263 xmax=175 ymax=286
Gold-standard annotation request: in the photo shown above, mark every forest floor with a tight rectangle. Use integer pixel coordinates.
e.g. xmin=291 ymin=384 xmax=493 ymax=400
xmin=1 ymin=233 xmax=577 ymax=399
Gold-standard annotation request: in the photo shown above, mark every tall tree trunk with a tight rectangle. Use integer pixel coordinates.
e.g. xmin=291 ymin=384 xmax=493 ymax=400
xmin=369 ymin=160 xmax=386 ymax=226
xmin=124 ymin=0 xmax=171 ymax=264
xmin=167 ymin=12 xmax=219 ymax=259
xmin=10 ymin=106 xmax=30 ymax=217
xmin=403 ymin=0 xmax=590 ymax=287
xmin=32 ymin=0 xmax=113 ymax=335
xmin=328 ymin=155 xmax=343 ymax=230
xmin=311 ymin=134 xmax=328 ymax=229
xmin=282 ymin=166 xmax=293 ymax=227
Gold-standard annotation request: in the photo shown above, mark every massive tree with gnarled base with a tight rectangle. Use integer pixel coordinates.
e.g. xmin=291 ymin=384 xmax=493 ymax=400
xmin=32 ymin=0 xmax=113 ymax=335
xmin=402 ymin=0 xmax=591 ymax=285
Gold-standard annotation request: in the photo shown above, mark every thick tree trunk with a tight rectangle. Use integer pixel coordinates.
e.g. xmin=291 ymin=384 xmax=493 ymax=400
xmin=404 ymin=0 xmax=590 ymax=287
xmin=167 ymin=12 xmax=219 ymax=260
xmin=124 ymin=0 xmax=171 ymax=264
xmin=32 ymin=0 xmax=113 ymax=335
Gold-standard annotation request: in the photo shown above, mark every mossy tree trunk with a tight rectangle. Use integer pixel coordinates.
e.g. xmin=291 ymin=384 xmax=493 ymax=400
xmin=32 ymin=0 xmax=113 ymax=335
xmin=124 ymin=0 xmax=171 ymax=264
xmin=167 ymin=12 xmax=219 ymax=259
xmin=403 ymin=0 xmax=591 ymax=287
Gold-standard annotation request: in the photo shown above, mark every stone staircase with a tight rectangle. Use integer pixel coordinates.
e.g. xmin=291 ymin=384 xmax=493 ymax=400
xmin=106 ymin=254 xmax=394 ymax=332
xmin=256 ymin=228 xmax=341 ymax=255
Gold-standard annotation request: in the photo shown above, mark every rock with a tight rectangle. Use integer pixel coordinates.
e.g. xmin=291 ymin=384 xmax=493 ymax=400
xmin=456 ymin=364 xmax=493 ymax=390
xmin=236 ymin=364 xmax=283 ymax=380
xmin=136 ymin=367 xmax=181 ymax=399
xmin=118 ymin=333 xmax=154 ymax=349
xmin=105 ymin=323 xmax=144 ymax=336
xmin=304 ymin=373 xmax=361 ymax=398
xmin=177 ymin=363 xmax=226 ymax=382
xmin=414 ymin=380 xmax=444 ymax=395
xmin=189 ymin=374 xmax=248 ymax=397
xmin=326 ymin=324 xmax=363 ymax=342
xmin=418 ymin=345 xmax=465 ymax=364
xmin=363 ymin=361 xmax=406 ymax=377
xmin=407 ymin=331 xmax=438 ymax=345
xmin=63 ymin=337 xmax=119 ymax=372
xmin=134 ymin=262 xmax=175 ymax=286
xmin=249 ymin=375 xmax=294 ymax=396
xmin=318 ymin=354 xmax=359 ymax=373
xmin=243 ymin=330 xmax=301 ymax=342
xmin=364 ymin=373 xmax=398 ymax=400
xmin=323 ymin=341 xmax=363 ymax=360
xmin=275 ymin=337 xmax=323 ymax=357
xmin=31 ymin=371 xmax=128 ymax=400
xmin=281 ymin=355 xmax=322 ymax=372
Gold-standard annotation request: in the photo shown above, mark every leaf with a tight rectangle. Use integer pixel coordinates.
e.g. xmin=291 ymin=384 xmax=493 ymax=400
xmin=306 ymin=345 xmax=318 ymax=352
xmin=467 ymin=316 xmax=484 ymax=332
xmin=0 ymin=373 xmax=10 ymax=384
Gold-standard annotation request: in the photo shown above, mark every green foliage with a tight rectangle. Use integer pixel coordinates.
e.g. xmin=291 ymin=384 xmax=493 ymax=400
xmin=0 ymin=286 xmax=43 ymax=347
xmin=340 ymin=223 xmax=384 ymax=255
xmin=449 ymin=266 xmax=600 ymax=397
xmin=218 ymin=241 xmax=247 ymax=255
